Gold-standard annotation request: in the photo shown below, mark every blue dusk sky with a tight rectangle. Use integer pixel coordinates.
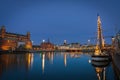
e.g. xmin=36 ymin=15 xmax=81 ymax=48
xmin=0 ymin=0 xmax=120 ymax=45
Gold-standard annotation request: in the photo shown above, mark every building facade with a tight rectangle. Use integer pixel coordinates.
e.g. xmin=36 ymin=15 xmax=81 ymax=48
xmin=0 ymin=26 xmax=32 ymax=50
xmin=40 ymin=40 xmax=55 ymax=50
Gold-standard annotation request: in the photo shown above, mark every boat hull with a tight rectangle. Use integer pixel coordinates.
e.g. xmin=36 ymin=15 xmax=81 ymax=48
xmin=91 ymin=54 xmax=111 ymax=62
xmin=91 ymin=59 xmax=110 ymax=67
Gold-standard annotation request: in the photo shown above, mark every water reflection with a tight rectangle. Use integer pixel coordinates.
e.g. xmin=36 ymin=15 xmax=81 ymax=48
xmin=91 ymin=59 xmax=111 ymax=80
xmin=41 ymin=52 xmax=54 ymax=73
xmin=40 ymin=52 xmax=84 ymax=72
xmin=0 ymin=52 xmax=115 ymax=80
xmin=27 ymin=53 xmax=34 ymax=69
xmin=0 ymin=53 xmax=34 ymax=76
xmin=42 ymin=53 xmax=45 ymax=72
xmin=64 ymin=53 xmax=67 ymax=67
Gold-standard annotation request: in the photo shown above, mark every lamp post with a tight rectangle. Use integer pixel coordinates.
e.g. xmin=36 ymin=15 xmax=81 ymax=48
xmin=88 ymin=39 xmax=90 ymax=46
xmin=112 ymin=37 xmax=115 ymax=48
xmin=43 ymin=40 xmax=45 ymax=43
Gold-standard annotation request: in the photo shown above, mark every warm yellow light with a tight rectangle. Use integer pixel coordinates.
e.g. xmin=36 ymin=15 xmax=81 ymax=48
xmin=25 ymin=41 xmax=32 ymax=49
xmin=1 ymin=46 xmax=10 ymax=50
xmin=8 ymin=40 xmax=10 ymax=43
xmin=64 ymin=53 xmax=67 ymax=67
xmin=95 ymin=45 xmax=101 ymax=55
xmin=96 ymin=67 xmax=102 ymax=73
xmin=27 ymin=54 xmax=34 ymax=69
xmin=102 ymin=38 xmax=105 ymax=48
xmin=26 ymin=45 xmax=32 ymax=49
xmin=42 ymin=54 xmax=45 ymax=73
xmin=97 ymin=16 xmax=101 ymax=24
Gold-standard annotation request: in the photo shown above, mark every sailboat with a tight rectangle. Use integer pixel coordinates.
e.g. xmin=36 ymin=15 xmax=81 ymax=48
xmin=92 ymin=15 xmax=111 ymax=61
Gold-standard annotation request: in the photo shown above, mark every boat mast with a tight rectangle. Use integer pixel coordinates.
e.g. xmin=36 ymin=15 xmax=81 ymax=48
xmin=95 ymin=14 xmax=105 ymax=54
xmin=97 ymin=15 xmax=102 ymax=49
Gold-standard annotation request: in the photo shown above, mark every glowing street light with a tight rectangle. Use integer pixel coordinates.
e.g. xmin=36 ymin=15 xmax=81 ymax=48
xmin=88 ymin=39 xmax=90 ymax=45
xmin=42 ymin=40 xmax=45 ymax=43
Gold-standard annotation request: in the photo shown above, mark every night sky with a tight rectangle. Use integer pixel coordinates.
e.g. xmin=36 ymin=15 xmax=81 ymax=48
xmin=0 ymin=0 xmax=120 ymax=45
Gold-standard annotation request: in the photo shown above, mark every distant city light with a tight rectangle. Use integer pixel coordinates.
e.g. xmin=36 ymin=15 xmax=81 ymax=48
xmin=88 ymin=39 xmax=90 ymax=42
xmin=43 ymin=40 xmax=45 ymax=43
xmin=64 ymin=40 xmax=67 ymax=44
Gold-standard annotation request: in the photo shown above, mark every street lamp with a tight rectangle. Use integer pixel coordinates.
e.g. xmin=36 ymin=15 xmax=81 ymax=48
xmin=43 ymin=40 xmax=45 ymax=43
xmin=88 ymin=39 xmax=90 ymax=46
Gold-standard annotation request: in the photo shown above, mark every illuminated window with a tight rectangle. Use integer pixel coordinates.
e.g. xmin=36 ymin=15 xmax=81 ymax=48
xmin=8 ymin=40 xmax=10 ymax=43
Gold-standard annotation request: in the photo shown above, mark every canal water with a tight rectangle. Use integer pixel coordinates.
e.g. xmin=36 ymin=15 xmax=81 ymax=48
xmin=0 ymin=52 xmax=115 ymax=80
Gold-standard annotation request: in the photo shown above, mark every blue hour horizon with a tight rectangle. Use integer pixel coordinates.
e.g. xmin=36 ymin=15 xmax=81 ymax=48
xmin=0 ymin=0 xmax=120 ymax=45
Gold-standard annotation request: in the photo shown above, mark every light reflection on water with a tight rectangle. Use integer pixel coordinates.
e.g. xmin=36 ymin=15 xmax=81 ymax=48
xmin=0 ymin=52 xmax=115 ymax=80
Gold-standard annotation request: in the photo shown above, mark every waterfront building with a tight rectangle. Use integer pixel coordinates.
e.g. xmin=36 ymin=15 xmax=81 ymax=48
xmin=40 ymin=39 xmax=55 ymax=50
xmin=69 ymin=43 xmax=80 ymax=48
xmin=32 ymin=45 xmax=41 ymax=50
xmin=58 ymin=42 xmax=80 ymax=49
xmin=0 ymin=26 xmax=32 ymax=51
